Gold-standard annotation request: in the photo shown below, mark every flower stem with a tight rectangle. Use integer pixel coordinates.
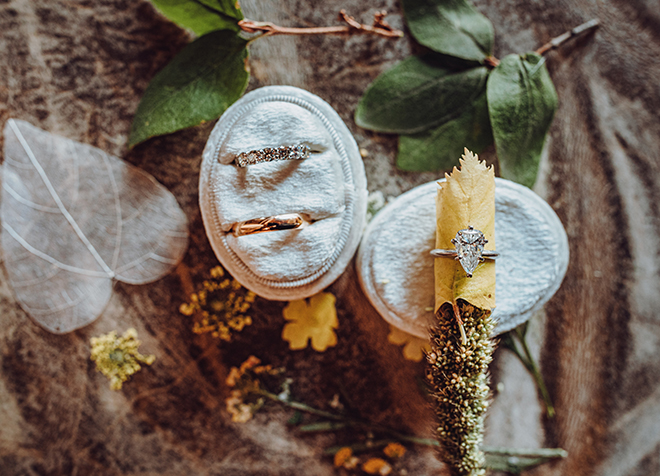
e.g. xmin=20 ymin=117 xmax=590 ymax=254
xmin=239 ymin=10 xmax=403 ymax=39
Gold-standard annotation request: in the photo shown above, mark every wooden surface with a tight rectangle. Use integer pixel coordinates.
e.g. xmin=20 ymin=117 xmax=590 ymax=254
xmin=1 ymin=0 xmax=659 ymax=475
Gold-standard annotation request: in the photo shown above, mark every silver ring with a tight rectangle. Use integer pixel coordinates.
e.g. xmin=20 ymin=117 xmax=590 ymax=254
xmin=430 ymin=226 xmax=498 ymax=277
xmin=232 ymin=213 xmax=310 ymax=236
xmin=235 ymin=144 xmax=311 ymax=167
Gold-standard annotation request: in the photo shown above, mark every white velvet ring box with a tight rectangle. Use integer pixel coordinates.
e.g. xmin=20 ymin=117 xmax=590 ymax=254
xmin=200 ymin=86 xmax=368 ymax=300
xmin=357 ymin=179 xmax=569 ymax=337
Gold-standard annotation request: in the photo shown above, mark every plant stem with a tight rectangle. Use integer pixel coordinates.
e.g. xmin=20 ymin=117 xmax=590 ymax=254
xmin=515 ymin=327 xmax=555 ymax=418
xmin=535 ymin=19 xmax=600 ymax=56
xmin=254 ymin=386 xmax=565 ymax=473
xmin=256 ymin=388 xmax=347 ymax=421
xmin=502 ymin=326 xmax=555 ymax=418
xmin=239 ymin=10 xmax=403 ymax=39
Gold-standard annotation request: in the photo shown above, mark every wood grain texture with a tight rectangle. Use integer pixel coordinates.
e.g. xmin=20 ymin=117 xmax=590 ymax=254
xmin=1 ymin=0 xmax=659 ymax=475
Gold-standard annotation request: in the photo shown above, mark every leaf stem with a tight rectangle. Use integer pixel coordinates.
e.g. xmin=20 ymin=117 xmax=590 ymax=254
xmin=535 ymin=19 xmax=600 ymax=56
xmin=239 ymin=10 xmax=403 ymax=39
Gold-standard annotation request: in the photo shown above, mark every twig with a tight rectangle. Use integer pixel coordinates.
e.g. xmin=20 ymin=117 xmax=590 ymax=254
xmin=536 ymin=18 xmax=600 ymax=56
xmin=238 ymin=10 xmax=403 ymax=39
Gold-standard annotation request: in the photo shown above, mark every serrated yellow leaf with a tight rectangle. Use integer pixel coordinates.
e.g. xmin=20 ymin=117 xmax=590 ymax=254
xmin=282 ymin=292 xmax=338 ymax=352
xmin=434 ymin=149 xmax=496 ymax=312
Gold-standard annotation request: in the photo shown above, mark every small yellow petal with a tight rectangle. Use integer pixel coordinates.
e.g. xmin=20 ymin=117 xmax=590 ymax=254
xmin=334 ymin=447 xmax=353 ymax=468
xmin=281 ymin=323 xmax=310 ymax=350
xmin=362 ymin=458 xmax=391 ymax=475
xmin=383 ymin=442 xmax=406 ymax=458
xmin=281 ymin=292 xmax=338 ymax=352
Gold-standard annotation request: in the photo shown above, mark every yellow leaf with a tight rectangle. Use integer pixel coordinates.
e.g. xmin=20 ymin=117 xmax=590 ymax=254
xmin=282 ymin=292 xmax=338 ymax=352
xmin=387 ymin=326 xmax=430 ymax=362
xmin=435 ymin=148 xmax=496 ymax=312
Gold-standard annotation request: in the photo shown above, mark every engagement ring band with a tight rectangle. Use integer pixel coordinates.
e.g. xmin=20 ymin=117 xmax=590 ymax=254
xmin=232 ymin=213 xmax=309 ymax=236
xmin=430 ymin=226 xmax=498 ymax=277
xmin=235 ymin=144 xmax=311 ymax=167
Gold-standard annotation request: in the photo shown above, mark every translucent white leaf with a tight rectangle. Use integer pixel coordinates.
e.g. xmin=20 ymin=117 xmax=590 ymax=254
xmin=2 ymin=119 xmax=189 ymax=333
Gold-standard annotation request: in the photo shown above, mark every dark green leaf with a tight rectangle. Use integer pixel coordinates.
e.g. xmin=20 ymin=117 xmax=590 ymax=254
xmin=487 ymin=53 xmax=558 ymax=188
xmin=401 ymin=0 xmax=494 ymax=62
xmin=396 ymin=89 xmax=492 ymax=171
xmin=129 ymin=29 xmax=249 ymax=147
xmin=150 ymin=0 xmax=243 ymax=35
xmin=355 ymin=56 xmax=489 ymax=134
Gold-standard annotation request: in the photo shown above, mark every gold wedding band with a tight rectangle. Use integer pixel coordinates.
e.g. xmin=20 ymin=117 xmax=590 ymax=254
xmin=232 ymin=213 xmax=309 ymax=236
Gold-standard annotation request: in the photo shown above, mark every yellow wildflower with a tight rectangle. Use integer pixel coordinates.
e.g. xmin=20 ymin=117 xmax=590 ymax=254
xmin=223 ymin=356 xmax=280 ymax=423
xmin=210 ymin=266 xmax=225 ymax=278
xmin=387 ymin=326 xmax=430 ymax=362
xmin=225 ymin=390 xmax=254 ymax=422
xmin=181 ymin=265 xmax=256 ymax=341
xmin=334 ymin=447 xmax=359 ymax=469
xmin=362 ymin=458 xmax=392 ymax=475
xmin=334 ymin=447 xmax=352 ymax=467
xmin=383 ymin=442 xmax=406 ymax=459
xmin=282 ymin=292 xmax=338 ymax=351
xmin=90 ymin=328 xmax=155 ymax=390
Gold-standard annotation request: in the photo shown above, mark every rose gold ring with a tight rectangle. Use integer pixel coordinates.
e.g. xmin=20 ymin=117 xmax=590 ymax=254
xmin=232 ymin=213 xmax=310 ymax=236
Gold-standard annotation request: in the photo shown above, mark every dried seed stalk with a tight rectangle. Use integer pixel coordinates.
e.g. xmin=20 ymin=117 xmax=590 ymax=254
xmin=428 ymin=299 xmax=495 ymax=476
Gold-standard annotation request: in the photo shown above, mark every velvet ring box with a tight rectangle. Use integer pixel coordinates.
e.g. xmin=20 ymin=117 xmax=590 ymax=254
xmin=200 ymin=86 xmax=368 ymax=300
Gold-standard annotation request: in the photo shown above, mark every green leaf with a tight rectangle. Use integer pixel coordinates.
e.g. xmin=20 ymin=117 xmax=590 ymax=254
xmin=487 ymin=53 xmax=558 ymax=188
xmin=150 ymin=0 xmax=243 ymax=36
xmin=355 ymin=55 xmax=489 ymax=134
xmin=401 ymin=0 xmax=494 ymax=62
xmin=129 ymin=29 xmax=249 ymax=148
xmin=397 ymin=88 xmax=492 ymax=171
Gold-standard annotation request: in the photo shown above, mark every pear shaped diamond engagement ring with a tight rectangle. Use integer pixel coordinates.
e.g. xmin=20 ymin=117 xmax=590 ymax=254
xmin=430 ymin=226 xmax=498 ymax=277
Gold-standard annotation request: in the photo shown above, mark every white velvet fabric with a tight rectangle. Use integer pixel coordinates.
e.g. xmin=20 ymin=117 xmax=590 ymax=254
xmin=357 ymin=179 xmax=569 ymax=337
xmin=200 ymin=86 xmax=367 ymax=300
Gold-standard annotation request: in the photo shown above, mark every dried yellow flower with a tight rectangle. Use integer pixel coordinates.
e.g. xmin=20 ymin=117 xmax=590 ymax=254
xmin=387 ymin=326 xmax=430 ymax=362
xmin=383 ymin=442 xmax=406 ymax=459
xmin=362 ymin=457 xmax=392 ymax=475
xmin=334 ymin=447 xmax=354 ymax=468
xmin=90 ymin=328 xmax=155 ymax=390
xmin=180 ymin=265 xmax=255 ymax=341
xmin=281 ymin=292 xmax=338 ymax=351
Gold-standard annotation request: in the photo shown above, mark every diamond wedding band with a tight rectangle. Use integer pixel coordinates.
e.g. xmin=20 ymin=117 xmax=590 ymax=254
xmin=232 ymin=213 xmax=310 ymax=236
xmin=235 ymin=144 xmax=311 ymax=167
xmin=430 ymin=226 xmax=498 ymax=277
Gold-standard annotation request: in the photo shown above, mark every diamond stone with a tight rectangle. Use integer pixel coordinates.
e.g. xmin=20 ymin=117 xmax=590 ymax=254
xmin=296 ymin=144 xmax=309 ymax=159
xmin=452 ymin=226 xmax=487 ymax=277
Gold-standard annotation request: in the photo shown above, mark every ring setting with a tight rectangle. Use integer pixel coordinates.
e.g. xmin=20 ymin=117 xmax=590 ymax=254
xmin=235 ymin=144 xmax=311 ymax=167
xmin=232 ymin=213 xmax=309 ymax=236
xmin=430 ymin=226 xmax=498 ymax=277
